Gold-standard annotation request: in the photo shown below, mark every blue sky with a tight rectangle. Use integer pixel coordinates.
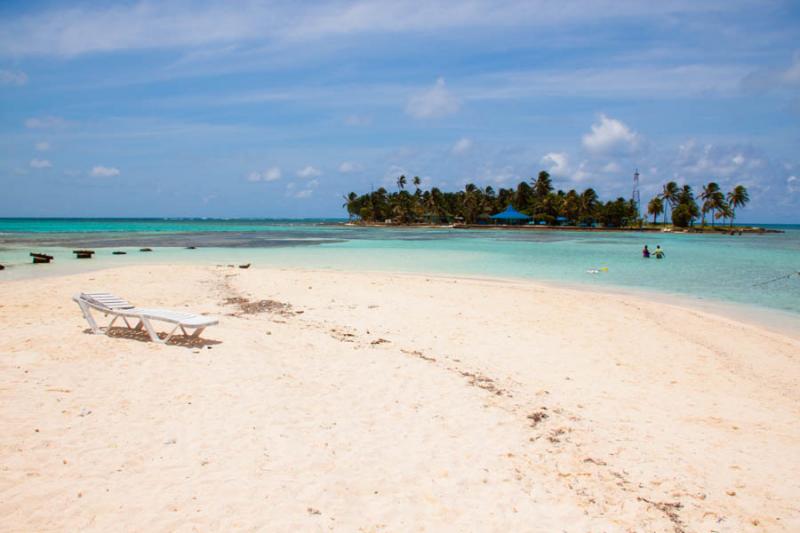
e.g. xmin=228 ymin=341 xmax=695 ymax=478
xmin=1 ymin=0 xmax=799 ymax=221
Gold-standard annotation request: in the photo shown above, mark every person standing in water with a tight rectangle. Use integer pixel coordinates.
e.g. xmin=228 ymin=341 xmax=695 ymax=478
xmin=642 ymin=245 xmax=650 ymax=258
xmin=654 ymin=245 xmax=665 ymax=259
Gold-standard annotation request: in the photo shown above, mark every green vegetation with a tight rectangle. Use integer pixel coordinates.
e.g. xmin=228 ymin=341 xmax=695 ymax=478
xmin=648 ymin=182 xmax=749 ymax=229
xmin=343 ymin=171 xmax=751 ymax=230
xmin=343 ymin=171 xmax=638 ymax=227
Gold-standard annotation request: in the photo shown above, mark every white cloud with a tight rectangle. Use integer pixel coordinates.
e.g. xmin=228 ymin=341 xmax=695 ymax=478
xmin=296 ymin=165 xmax=321 ymax=178
xmin=788 ymin=176 xmax=799 ymax=193
xmin=287 ymin=178 xmax=319 ymax=199
xmin=247 ymin=166 xmax=281 ymax=182
xmin=90 ymin=165 xmax=120 ymax=177
xmin=25 ymin=116 xmax=66 ymax=129
xmin=0 ymin=69 xmax=27 ymax=85
xmin=452 ymin=137 xmax=472 ymax=155
xmin=35 ymin=141 xmax=50 ymax=151
xmin=582 ymin=114 xmax=640 ymax=155
xmin=602 ymin=161 xmax=621 ymax=173
xmin=732 ymin=153 xmax=745 ymax=166
xmin=0 ymin=1 xmax=749 ymax=57
xmin=541 ymin=152 xmax=570 ymax=177
xmin=406 ymin=77 xmax=459 ymax=119
xmin=742 ymin=52 xmax=800 ymax=93
xmin=338 ymin=161 xmax=361 ymax=173
xmin=29 ymin=158 xmax=51 ymax=169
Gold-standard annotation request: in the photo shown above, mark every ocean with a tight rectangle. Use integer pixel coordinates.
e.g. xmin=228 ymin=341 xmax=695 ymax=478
xmin=1 ymin=218 xmax=799 ymax=318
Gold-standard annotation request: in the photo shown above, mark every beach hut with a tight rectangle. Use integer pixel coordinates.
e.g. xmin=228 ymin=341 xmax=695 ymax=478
xmin=490 ymin=205 xmax=531 ymax=225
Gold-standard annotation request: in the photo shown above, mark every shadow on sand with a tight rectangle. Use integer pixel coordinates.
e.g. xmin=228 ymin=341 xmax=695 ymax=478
xmin=83 ymin=327 xmax=222 ymax=349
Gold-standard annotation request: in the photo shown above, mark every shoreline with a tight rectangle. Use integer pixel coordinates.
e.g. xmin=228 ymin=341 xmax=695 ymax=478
xmin=2 ymin=254 xmax=798 ymax=338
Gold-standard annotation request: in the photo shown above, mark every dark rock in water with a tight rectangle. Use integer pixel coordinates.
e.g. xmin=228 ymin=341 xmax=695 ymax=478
xmin=239 ymin=263 xmax=251 ymax=269
xmin=0 ymin=264 xmax=5 ymax=270
xmin=186 ymin=246 xmax=197 ymax=249
xmin=112 ymin=251 xmax=127 ymax=255
xmin=73 ymin=250 xmax=95 ymax=259
xmin=30 ymin=252 xmax=53 ymax=264
xmin=139 ymin=248 xmax=153 ymax=252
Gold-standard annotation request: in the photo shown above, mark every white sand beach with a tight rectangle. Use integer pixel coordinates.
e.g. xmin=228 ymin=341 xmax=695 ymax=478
xmin=1 ymin=265 xmax=799 ymax=532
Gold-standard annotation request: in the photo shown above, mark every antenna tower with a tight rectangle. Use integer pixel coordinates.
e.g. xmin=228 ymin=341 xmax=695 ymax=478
xmin=632 ymin=168 xmax=641 ymax=215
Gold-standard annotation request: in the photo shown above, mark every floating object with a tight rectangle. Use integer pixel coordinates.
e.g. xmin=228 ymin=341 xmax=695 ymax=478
xmin=0 ymin=264 xmax=5 ymax=270
xmin=586 ymin=267 xmax=609 ymax=274
xmin=186 ymin=246 xmax=196 ymax=250
xmin=112 ymin=251 xmax=127 ymax=255
xmin=239 ymin=263 xmax=251 ymax=269
xmin=73 ymin=250 xmax=95 ymax=259
xmin=30 ymin=253 xmax=54 ymax=264
xmin=139 ymin=248 xmax=153 ymax=252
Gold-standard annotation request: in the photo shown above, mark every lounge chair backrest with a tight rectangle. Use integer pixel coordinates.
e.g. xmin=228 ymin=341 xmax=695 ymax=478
xmin=80 ymin=292 xmax=135 ymax=311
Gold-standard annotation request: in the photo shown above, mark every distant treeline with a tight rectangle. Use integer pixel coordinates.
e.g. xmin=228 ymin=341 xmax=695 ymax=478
xmin=343 ymin=171 xmax=750 ymax=228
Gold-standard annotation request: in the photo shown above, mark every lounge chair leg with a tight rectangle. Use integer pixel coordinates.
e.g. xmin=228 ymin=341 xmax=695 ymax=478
xmin=78 ymin=301 xmax=100 ymax=334
xmin=141 ymin=317 xmax=163 ymax=343
xmin=180 ymin=325 xmax=188 ymax=336
xmin=122 ymin=316 xmax=132 ymax=329
xmin=134 ymin=320 xmax=143 ymax=331
xmin=108 ymin=315 xmax=119 ymax=333
xmin=190 ymin=327 xmax=206 ymax=339
xmin=163 ymin=324 xmax=181 ymax=344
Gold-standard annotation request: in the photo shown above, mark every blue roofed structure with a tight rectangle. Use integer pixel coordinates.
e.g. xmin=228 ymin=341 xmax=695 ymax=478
xmin=490 ymin=205 xmax=531 ymax=224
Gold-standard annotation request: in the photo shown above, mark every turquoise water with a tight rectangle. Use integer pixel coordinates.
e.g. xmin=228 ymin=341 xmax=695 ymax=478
xmin=1 ymin=218 xmax=799 ymax=317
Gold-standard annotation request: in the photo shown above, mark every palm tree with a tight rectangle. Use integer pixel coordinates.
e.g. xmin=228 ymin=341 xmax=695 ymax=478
xmin=699 ymin=182 xmax=721 ymax=227
xmin=579 ymin=188 xmax=598 ymax=224
xmin=715 ymin=201 xmax=733 ymax=226
xmin=396 ymin=175 xmax=407 ymax=191
xmin=726 ymin=185 xmax=750 ymax=227
xmin=533 ymin=171 xmax=553 ymax=199
xmin=660 ymin=181 xmax=680 ymax=225
xmin=342 ymin=192 xmax=359 ymax=220
xmin=647 ymin=196 xmax=664 ymax=225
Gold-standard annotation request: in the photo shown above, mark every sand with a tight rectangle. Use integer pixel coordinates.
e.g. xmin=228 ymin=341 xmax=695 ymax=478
xmin=1 ymin=264 xmax=799 ymax=532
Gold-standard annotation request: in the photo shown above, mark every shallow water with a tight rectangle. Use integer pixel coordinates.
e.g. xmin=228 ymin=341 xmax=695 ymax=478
xmin=1 ymin=219 xmax=799 ymax=317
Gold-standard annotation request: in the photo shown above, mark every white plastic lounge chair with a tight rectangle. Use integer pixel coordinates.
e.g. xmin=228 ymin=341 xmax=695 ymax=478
xmin=73 ymin=292 xmax=218 ymax=344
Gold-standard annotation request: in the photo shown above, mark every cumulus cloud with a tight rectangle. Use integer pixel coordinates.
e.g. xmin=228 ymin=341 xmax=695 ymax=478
xmin=0 ymin=69 xmax=27 ymax=85
xmin=451 ymin=137 xmax=472 ymax=155
xmin=29 ymin=158 xmax=51 ymax=169
xmin=287 ymin=178 xmax=319 ymax=199
xmin=582 ymin=114 xmax=640 ymax=155
xmin=406 ymin=77 xmax=459 ymax=119
xmin=35 ymin=141 xmax=50 ymax=151
xmin=90 ymin=165 xmax=120 ymax=177
xmin=788 ymin=175 xmax=799 ymax=193
xmin=25 ymin=116 xmax=66 ymax=129
xmin=338 ymin=161 xmax=361 ymax=173
xmin=296 ymin=165 xmax=321 ymax=178
xmin=541 ymin=152 xmax=570 ymax=177
xmin=247 ymin=166 xmax=281 ymax=182
xmin=674 ymin=140 xmax=763 ymax=180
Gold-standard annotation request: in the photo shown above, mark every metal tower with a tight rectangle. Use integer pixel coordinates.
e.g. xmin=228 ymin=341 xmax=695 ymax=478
xmin=632 ymin=168 xmax=641 ymax=215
